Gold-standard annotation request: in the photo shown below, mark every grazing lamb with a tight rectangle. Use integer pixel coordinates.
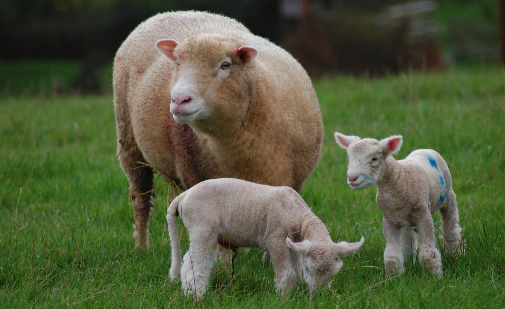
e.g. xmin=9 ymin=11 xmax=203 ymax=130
xmin=166 ymin=178 xmax=364 ymax=296
xmin=113 ymin=11 xmax=323 ymax=249
xmin=334 ymin=132 xmax=462 ymax=277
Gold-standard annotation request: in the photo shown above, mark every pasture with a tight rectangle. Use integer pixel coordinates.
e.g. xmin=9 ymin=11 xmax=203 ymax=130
xmin=1 ymin=62 xmax=504 ymax=308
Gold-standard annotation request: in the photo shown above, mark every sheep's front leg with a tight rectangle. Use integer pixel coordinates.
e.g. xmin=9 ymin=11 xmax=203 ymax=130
xmin=180 ymin=238 xmax=219 ymax=297
xmin=383 ymin=217 xmax=405 ymax=276
xmin=268 ymin=239 xmax=297 ymax=294
xmin=416 ymin=212 xmax=442 ymax=277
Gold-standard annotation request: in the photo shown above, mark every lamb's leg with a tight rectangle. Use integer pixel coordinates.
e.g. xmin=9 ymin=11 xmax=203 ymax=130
xmin=383 ymin=217 xmax=405 ymax=276
xmin=269 ymin=239 xmax=297 ymax=294
xmin=401 ymin=226 xmax=418 ymax=264
xmin=416 ymin=212 xmax=442 ymax=277
xmin=439 ymin=189 xmax=462 ymax=254
xmin=115 ymin=95 xmax=154 ymax=249
xmin=180 ymin=238 xmax=219 ymax=297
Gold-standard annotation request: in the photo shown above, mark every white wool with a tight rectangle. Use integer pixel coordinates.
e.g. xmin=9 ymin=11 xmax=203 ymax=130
xmin=167 ymin=178 xmax=364 ymax=296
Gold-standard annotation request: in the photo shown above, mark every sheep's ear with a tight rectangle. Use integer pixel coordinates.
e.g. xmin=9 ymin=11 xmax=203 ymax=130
xmin=334 ymin=132 xmax=361 ymax=150
xmin=157 ymin=40 xmax=179 ymax=61
xmin=380 ymin=135 xmax=403 ymax=156
xmin=235 ymin=46 xmax=258 ymax=65
xmin=286 ymin=237 xmax=312 ymax=255
xmin=334 ymin=237 xmax=364 ymax=257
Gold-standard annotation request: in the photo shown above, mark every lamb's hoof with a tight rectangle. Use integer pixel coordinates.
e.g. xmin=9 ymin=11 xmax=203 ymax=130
xmin=420 ymin=249 xmax=442 ymax=278
xmin=384 ymin=258 xmax=404 ymax=276
xmin=423 ymin=261 xmax=443 ymax=278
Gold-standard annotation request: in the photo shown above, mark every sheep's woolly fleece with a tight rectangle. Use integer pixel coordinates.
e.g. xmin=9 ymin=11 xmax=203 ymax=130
xmin=113 ymin=11 xmax=323 ymax=249
xmin=167 ymin=178 xmax=364 ymax=296
xmin=335 ymin=132 xmax=462 ymax=277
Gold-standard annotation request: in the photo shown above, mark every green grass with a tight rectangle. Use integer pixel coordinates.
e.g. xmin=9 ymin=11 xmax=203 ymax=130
xmin=1 ymin=61 xmax=504 ymax=308
xmin=0 ymin=60 xmax=113 ymax=96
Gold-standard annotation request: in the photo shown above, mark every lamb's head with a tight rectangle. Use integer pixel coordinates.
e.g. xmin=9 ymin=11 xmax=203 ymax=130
xmin=334 ymin=132 xmax=403 ymax=190
xmin=286 ymin=237 xmax=364 ymax=291
xmin=156 ymin=34 xmax=258 ymax=134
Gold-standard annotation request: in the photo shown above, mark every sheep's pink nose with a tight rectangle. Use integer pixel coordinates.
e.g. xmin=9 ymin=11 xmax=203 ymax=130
xmin=348 ymin=176 xmax=359 ymax=183
xmin=171 ymin=95 xmax=192 ymax=106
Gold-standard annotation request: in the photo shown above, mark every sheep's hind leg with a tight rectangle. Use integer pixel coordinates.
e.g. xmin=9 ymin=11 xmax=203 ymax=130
xmin=416 ymin=213 xmax=442 ymax=277
xmin=116 ymin=113 xmax=154 ymax=249
xmin=180 ymin=239 xmax=219 ymax=297
xmin=440 ymin=189 xmax=462 ymax=255
xmin=383 ymin=218 xmax=405 ymax=276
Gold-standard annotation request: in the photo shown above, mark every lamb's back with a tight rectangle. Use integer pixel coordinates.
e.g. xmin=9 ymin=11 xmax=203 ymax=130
xmin=179 ymin=179 xmax=310 ymax=247
xmin=402 ymin=149 xmax=450 ymax=212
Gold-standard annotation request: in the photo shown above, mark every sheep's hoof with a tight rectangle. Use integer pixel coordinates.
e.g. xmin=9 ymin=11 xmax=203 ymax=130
xmin=424 ymin=263 xmax=443 ymax=278
xmin=384 ymin=258 xmax=404 ymax=276
xmin=133 ymin=230 xmax=149 ymax=250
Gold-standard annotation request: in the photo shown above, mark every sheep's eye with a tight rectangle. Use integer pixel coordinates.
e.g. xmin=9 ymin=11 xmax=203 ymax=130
xmin=370 ymin=157 xmax=379 ymax=165
xmin=220 ymin=62 xmax=231 ymax=70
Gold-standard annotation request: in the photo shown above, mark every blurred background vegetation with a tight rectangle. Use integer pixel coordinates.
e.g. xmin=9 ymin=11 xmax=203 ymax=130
xmin=0 ymin=0 xmax=500 ymax=95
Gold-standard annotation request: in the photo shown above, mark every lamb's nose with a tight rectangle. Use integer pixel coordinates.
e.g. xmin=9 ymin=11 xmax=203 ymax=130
xmin=348 ymin=176 xmax=359 ymax=183
xmin=171 ymin=95 xmax=192 ymax=105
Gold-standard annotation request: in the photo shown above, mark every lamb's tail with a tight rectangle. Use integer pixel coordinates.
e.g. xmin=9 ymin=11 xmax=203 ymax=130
xmin=167 ymin=192 xmax=186 ymax=280
xmin=334 ymin=236 xmax=365 ymax=257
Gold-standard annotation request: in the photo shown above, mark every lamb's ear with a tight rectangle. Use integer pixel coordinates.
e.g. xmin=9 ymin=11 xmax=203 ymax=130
xmin=286 ymin=237 xmax=312 ymax=255
xmin=334 ymin=237 xmax=364 ymax=257
xmin=235 ymin=46 xmax=258 ymax=65
xmin=156 ymin=40 xmax=179 ymax=61
xmin=334 ymin=132 xmax=361 ymax=150
xmin=379 ymin=135 xmax=403 ymax=156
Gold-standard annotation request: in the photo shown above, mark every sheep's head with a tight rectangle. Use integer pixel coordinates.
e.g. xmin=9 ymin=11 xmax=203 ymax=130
xmin=334 ymin=132 xmax=403 ymax=190
xmin=156 ymin=34 xmax=258 ymax=134
xmin=286 ymin=236 xmax=364 ymax=291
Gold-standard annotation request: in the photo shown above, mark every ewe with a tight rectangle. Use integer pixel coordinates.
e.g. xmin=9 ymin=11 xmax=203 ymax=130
xmin=167 ymin=178 xmax=364 ymax=296
xmin=113 ymin=11 xmax=323 ymax=249
xmin=334 ymin=132 xmax=462 ymax=277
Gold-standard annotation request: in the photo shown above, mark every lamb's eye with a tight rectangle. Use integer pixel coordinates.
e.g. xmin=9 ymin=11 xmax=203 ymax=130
xmin=370 ymin=157 xmax=379 ymax=165
xmin=220 ymin=62 xmax=231 ymax=70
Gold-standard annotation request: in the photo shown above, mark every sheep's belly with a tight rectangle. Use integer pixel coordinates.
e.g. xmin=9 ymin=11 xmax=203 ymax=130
xmin=217 ymin=232 xmax=258 ymax=251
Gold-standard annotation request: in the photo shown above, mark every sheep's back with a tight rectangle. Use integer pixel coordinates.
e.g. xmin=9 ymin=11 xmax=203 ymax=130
xmin=403 ymin=149 xmax=451 ymax=213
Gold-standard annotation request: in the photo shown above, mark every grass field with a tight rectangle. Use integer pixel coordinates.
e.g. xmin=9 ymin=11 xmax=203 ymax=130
xmin=1 ymin=62 xmax=504 ymax=308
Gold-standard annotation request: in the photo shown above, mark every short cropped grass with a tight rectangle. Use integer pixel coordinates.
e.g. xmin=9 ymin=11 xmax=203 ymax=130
xmin=1 ymin=62 xmax=504 ymax=308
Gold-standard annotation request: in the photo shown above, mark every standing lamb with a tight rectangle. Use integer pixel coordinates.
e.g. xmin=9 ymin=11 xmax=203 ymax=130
xmin=113 ymin=11 xmax=323 ymax=249
xmin=167 ymin=178 xmax=364 ymax=296
xmin=334 ymin=132 xmax=462 ymax=277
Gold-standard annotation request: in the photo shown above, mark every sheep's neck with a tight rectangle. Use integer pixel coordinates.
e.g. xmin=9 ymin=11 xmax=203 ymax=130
xmin=298 ymin=215 xmax=331 ymax=242
xmin=376 ymin=157 xmax=407 ymax=194
xmin=195 ymin=100 xmax=283 ymax=183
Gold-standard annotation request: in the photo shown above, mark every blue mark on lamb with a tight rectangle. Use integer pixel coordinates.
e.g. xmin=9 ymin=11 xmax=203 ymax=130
xmin=427 ymin=156 xmax=447 ymax=206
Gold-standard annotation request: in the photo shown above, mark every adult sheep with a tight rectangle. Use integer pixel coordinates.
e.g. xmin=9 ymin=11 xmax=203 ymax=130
xmin=113 ymin=11 xmax=323 ymax=249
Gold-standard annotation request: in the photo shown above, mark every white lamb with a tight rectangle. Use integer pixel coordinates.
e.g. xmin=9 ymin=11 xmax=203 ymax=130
xmin=166 ymin=178 xmax=364 ymax=296
xmin=334 ymin=132 xmax=462 ymax=277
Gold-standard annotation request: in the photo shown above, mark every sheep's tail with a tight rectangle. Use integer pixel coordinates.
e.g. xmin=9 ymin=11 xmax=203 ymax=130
xmin=334 ymin=236 xmax=365 ymax=257
xmin=167 ymin=192 xmax=186 ymax=281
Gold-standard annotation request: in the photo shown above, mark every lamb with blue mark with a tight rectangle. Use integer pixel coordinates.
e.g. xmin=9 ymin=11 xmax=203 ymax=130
xmin=334 ymin=132 xmax=462 ymax=277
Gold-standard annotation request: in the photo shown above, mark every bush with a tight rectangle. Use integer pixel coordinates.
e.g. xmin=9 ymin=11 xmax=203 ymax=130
xmin=283 ymin=5 xmax=443 ymax=77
